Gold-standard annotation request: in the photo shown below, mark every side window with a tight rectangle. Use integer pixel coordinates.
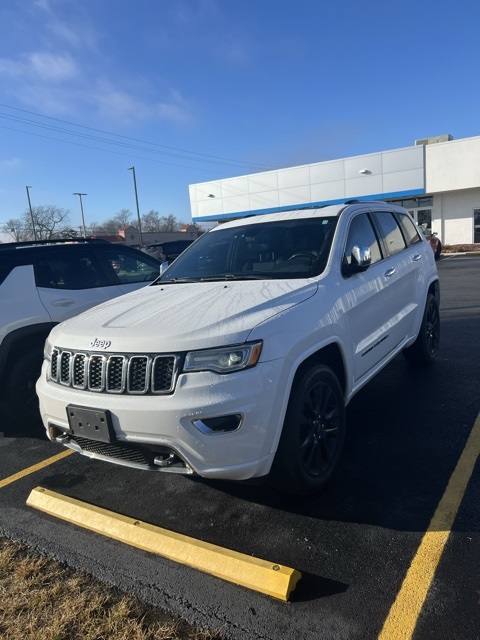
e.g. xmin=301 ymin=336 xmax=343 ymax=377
xmin=0 ymin=262 xmax=15 ymax=286
xmin=344 ymin=213 xmax=382 ymax=267
xmin=103 ymin=249 xmax=160 ymax=284
xmin=35 ymin=253 xmax=107 ymax=290
xmin=372 ymin=212 xmax=407 ymax=256
xmin=396 ymin=212 xmax=423 ymax=246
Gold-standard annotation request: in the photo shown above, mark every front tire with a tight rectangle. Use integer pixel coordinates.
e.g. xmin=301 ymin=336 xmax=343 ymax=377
xmin=403 ymin=293 xmax=440 ymax=366
xmin=270 ymin=364 xmax=346 ymax=495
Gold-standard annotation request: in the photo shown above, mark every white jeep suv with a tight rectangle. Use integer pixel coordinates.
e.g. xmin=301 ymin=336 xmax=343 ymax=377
xmin=37 ymin=202 xmax=440 ymax=494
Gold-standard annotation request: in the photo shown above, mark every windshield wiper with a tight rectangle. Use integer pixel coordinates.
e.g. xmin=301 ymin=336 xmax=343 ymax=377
xmin=155 ymin=277 xmax=200 ymax=285
xmin=156 ymin=273 xmax=277 ymax=285
xmin=199 ymin=273 xmax=273 ymax=281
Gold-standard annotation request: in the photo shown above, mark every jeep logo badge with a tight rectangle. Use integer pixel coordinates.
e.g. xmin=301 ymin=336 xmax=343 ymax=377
xmin=90 ymin=338 xmax=112 ymax=349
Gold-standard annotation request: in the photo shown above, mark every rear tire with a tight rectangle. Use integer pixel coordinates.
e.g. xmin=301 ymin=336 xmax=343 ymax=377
xmin=403 ymin=294 xmax=440 ymax=366
xmin=270 ymin=364 xmax=346 ymax=495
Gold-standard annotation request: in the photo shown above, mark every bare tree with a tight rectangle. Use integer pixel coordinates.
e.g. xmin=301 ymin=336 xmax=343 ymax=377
xmin=159 ymin=214 xmax=181 ymax=232
xmin=28 ymin=205 xmax=71 ymax=240
xmin=93 ymin=209 xmax=134 ymax=235
xmin=140 ymin=211 xmax=186 ymax=232
xmin=141 ymin=210 xmax=163 ymax=232
xmin=1 ymin=206 xmax=72 ymax=241
xmin=1 ymin=218 xmax=25 ymax=241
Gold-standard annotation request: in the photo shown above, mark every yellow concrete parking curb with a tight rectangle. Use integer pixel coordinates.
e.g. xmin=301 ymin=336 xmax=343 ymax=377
xmin=27 ymin=486 xmax=301 ymax=601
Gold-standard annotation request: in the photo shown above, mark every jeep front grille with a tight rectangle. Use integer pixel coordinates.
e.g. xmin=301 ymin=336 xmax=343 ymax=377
xmin=50 ymin=349 xmax=179 ymax=394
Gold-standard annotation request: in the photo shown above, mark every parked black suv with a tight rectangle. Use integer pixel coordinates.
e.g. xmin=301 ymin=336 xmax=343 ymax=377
xmin=0 ymin=238 xmax=161 ymax=427
xmin=142 ymin=240 xmax=194 ymax=263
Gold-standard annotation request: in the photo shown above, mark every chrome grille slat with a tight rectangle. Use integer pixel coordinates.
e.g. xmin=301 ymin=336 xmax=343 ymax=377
xmin=106 ymin=356 xmax=126 ymax=393
xmin=88 ymin=355 xmax=106 ymax=391
xmin=152 ymin=356 xmax=177 ymax=393
xmin=49 ymin=349 xmax=179 ymax=395
xmin=72 ymin=353 xmax=87 ymax=389
xmin=59 ymin=351 xmax=72 ymax=385
xmin=51 ymin=349 xmax=59 ymax=381
xmin=127 ymin=356 xmax=150 ymax=394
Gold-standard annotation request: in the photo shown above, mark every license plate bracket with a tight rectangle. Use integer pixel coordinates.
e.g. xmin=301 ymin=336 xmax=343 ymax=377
xmin=66 ymin=405 xmax=115 ymax=443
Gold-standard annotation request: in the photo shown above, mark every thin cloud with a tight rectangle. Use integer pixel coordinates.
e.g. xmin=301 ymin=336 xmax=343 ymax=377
xmin=93 ymin=83 xmax=193 ymax=125
xmin=47 ymin=19 xmax=99 ymax=50
xmin=33 ymin=0 xmax=52 ymax=11
xmin=0 ymin=52 xmax=78 ymax=82
xmin=29 ymin=52 xmax=77 ymax=81
xmin=0 ymin=157 xmax=22 ymax=170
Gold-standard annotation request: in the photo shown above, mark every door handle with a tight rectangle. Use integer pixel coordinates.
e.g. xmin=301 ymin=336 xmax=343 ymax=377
xmin=413 ymin=254 xmax=422 ymax=261
xmin=384 ymin=268 xmax=396 ymax=278
xmin=51 ymin=299 xmax=75 ymax=307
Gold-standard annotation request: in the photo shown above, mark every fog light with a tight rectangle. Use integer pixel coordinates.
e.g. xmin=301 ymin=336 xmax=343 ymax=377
xmin=193 ymin=414 xmax=243 ymax=435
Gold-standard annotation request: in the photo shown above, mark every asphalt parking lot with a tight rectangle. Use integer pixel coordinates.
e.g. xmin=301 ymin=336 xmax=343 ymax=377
xmin=1 ymin=255 xmax=479 ymax=640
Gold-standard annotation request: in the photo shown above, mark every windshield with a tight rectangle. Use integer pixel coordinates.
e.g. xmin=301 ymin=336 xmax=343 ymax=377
xmin=157 ymin=217 xmax=337 ymax=283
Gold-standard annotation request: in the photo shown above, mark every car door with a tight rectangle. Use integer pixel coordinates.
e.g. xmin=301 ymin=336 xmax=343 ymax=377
xmin=34 ymin=251 xmax=123 ymax=324
xmin=340 ymin=212 xmax=395 ymax=383
xmin=370 ymin=210 xmax=425 ymax=347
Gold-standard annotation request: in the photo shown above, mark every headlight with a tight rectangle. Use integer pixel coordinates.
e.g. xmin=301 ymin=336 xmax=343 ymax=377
xmin=184 ymin=341 xmax=263 ymax=374
xmin=44 ymin=339 xmax=54 ymax=362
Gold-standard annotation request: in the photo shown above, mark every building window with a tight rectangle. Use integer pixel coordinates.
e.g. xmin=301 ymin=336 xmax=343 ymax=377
xmin=387 ymin=196 xmax=433 ymax=208
xmin=474 ymin=209 xmax=480 ymax=243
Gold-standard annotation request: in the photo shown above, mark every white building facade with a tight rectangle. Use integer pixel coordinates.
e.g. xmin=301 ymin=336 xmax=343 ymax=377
xmin=189 ymin=134 xmax=480 ymax=246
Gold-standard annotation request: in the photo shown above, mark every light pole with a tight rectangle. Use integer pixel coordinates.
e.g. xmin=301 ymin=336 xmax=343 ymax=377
xmin=73 ymin=193 xmax=87 ymax=238
xmin=25 ymin=186 xmax=37 ymax=241
xmin=127 ymin=166 xmax=143 ymax=246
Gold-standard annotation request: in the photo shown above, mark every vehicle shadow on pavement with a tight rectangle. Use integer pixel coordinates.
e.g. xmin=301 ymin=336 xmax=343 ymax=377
xmin=193 ymin=351 xmax=477 ymax=536
xmin=0 ymin=402 xmax=46 ymax=439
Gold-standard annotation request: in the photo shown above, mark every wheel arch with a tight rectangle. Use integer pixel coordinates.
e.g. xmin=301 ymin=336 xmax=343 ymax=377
xmin=428 ymin=278 xmax=440 ymax=306
xmin=267 ymin=340 xmax=348 ymax=460
xmin=0 ymin=322 xmax=57 ymax=385
xmin=269 ymin=342 xmax=348 ymax=494
xmin=291 ymin=341 xmax=347 ymax=397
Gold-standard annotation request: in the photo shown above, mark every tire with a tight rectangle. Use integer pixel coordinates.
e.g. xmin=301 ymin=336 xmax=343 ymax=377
xmin=6 ymin=346 xmax=44 ymax=425
xmin=403 ymin=293 xmax=440 ymax=366
xmin=270 ymin=364 xmax=346 ymax=495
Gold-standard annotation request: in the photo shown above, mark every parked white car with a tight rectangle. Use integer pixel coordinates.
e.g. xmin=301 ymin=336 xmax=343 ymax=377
xmin=37 ymin=202 xmax=440 ymax=494
xmin=0 ymin=238 xmax=161 ymax=424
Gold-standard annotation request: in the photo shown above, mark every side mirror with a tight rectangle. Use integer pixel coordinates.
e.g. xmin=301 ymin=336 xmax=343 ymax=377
xmin=159 ymin=261 xmax=169 ymax=274
xmin=343 ymin=245 xmax=371 ymax=276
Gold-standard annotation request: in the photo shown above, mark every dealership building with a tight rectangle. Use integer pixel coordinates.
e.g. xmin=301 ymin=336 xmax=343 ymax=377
xmin=189 ymin=133 xmax=480 ymax=246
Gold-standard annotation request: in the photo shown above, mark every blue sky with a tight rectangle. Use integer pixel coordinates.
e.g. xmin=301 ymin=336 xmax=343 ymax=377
xmin=0 ymin=0 xmax=479 ymax=234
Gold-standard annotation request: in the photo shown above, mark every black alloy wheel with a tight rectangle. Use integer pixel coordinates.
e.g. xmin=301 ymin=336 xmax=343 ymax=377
xmin=403 ymin=293 xmax=440 ymax=366
xmin=270 ymin=364 xmax=346 ymax=495
xmin=424 ymin=295 xmax=440 ymax=357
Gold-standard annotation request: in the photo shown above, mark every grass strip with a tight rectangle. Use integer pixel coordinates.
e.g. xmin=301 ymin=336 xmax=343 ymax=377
xmin=0 ymin=538 xmax=223 ymax=640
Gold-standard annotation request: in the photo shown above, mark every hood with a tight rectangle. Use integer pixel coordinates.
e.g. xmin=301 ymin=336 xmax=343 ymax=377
xmin=50 ymin=279 xmax=318 ymax=352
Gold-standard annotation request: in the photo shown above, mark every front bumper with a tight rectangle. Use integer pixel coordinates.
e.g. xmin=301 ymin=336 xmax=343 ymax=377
xmin=36 ymin=359 xmax=285 ymax=481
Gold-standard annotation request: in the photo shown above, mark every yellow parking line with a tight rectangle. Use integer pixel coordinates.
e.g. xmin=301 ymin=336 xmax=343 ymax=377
xmin=0 ymin=450 xmax=74 ymax=489
xmin=27 ymin=486 xmax=302 ymax=601
xmin=379 ymin=413 xmax=480 ymax=639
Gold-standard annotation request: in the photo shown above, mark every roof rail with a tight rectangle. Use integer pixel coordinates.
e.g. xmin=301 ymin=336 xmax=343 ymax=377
xmin=344 ymin=199 xmax=388 ymax=205
xmin=0 ymin=237 xmax=109 ymax=250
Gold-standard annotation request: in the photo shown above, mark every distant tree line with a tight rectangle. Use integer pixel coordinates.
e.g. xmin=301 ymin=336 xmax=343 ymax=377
xmin=0 ymin=206 xmax=200 ymax=242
